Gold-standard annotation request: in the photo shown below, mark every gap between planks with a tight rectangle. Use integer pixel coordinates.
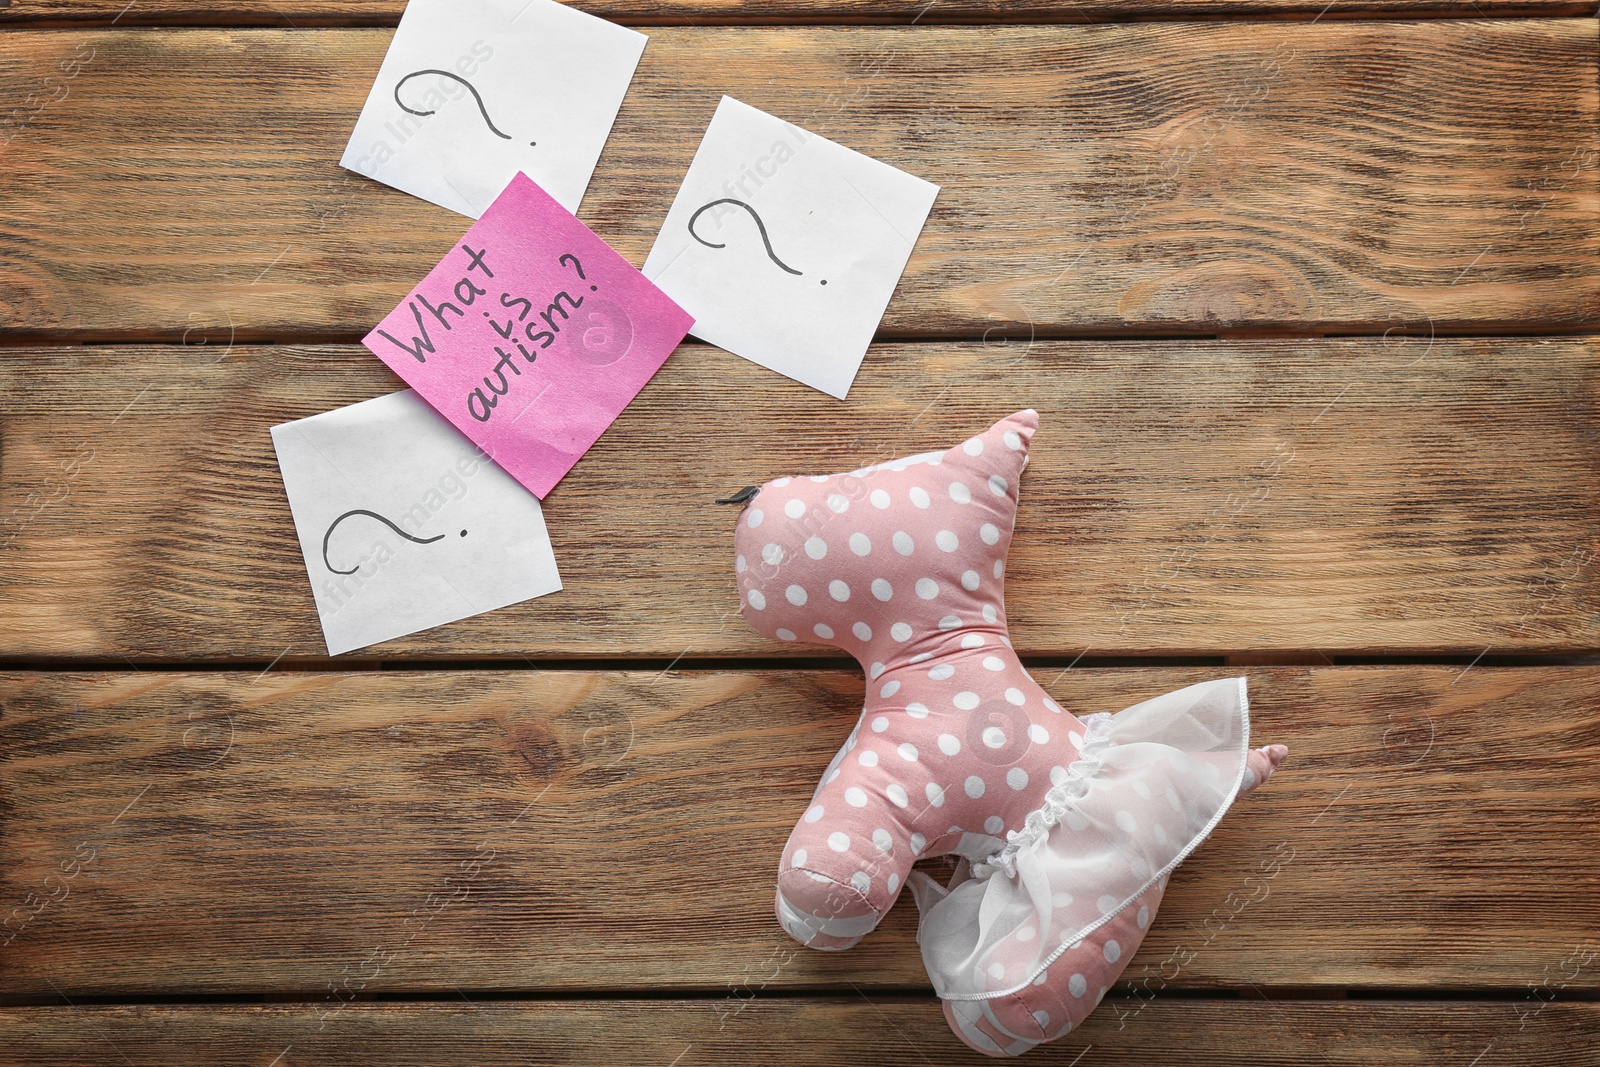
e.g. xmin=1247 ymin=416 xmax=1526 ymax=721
xmin=3 ymin=6 xmax=1599 ymax=28
xmin=2 ymin=651 xmax=1599 ymax=673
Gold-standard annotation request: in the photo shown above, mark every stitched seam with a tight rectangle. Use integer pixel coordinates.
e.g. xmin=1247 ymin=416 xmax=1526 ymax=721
xmin=778 ymin=867 xmax=876 ymax=916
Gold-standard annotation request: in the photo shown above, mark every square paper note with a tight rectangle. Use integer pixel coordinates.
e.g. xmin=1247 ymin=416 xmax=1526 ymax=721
xmin=364 ymin=172 xmax=694 ymax=499
xmin=340 ymin=0 xmax=647 ymax=217
xmin=643 ymin=96 xmax=939 ymax=399
xmin=271 ymin=389 xmax=562 ymax=656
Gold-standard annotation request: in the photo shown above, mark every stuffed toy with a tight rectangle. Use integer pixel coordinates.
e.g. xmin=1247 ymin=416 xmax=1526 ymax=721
xmin=729 ymin=409 xmax=1287 ymax=1056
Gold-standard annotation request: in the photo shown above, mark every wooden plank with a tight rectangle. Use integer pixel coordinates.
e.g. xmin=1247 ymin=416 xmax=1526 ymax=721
xmin=2 ymin=338 xmax=1597 ymax=660
xmin=3 ymin=666 xmax=1596 ymax=996
xmin=1 ymin=23 xmax=1595 ymax=338
xmin=2 ymin=1001 xmax=1596 ymax=1066
xmin=4 ymin=0 xmax=1593 ymax=26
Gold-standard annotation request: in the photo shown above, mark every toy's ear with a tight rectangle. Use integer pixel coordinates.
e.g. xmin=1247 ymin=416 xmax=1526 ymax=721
xmin=957 ymin=409 xmax=1035 ymax=466
xmin=997 ymin=409 xmax=1039 ymax=446
xmin=993 ymin=409 xmax=1037 ymax=459
xmin=939 ymin=408 xmax=1037 ymax=523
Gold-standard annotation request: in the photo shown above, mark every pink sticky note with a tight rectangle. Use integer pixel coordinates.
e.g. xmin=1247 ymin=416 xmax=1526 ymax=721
xmin=363 ymin=172 xmax=694 ymax=498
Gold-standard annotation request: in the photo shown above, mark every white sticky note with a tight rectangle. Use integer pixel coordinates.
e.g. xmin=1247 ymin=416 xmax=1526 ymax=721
xmin=340 ymin=0 xmax=647 ymax=217
xmin=643 ymin=96 xmax=939 ymax=399
xmin=271 ymin=390 xmax=562 ymax=655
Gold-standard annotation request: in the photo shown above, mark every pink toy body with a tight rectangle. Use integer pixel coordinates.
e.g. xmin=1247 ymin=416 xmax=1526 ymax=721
xmin=731 ymin=410 xmax=1286 ymax=1056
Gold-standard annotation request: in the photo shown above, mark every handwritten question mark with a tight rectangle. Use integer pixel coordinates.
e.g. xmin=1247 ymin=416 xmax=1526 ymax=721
xmin=688 ymin=198 xmax=825 ymax=285
xmin=394 ymin=69 xmax=536 ymax=147
xmin=559 ymin=253 xmax=598 ymax=292
xmin=321 ymin=509 xmax=466 ymax=575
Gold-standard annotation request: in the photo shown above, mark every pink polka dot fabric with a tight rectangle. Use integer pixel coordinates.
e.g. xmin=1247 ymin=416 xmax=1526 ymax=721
xmin=730 ymin=410 xmax=1287 ymax=1057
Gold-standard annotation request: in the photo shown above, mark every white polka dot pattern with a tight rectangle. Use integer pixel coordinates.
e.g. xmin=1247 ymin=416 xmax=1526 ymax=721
xmin=731 ymin=410 xmax=1287 ymax=1057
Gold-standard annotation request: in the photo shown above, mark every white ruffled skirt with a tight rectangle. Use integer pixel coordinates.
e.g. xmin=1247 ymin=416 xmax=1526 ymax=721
xmin=908 ymin=677 xmax=1251 ymax=1002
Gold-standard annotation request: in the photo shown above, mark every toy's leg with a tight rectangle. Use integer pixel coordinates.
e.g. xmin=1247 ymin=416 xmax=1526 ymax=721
xmin=775 ymin=812 xmax=916 ymax=949
xmin=774 ymin=772 xmax=918 ymax=951
xmin=937 ymin=745 xmax=1288 ymax=1056
xmin=939 ymin=880 xmax=1166 ymax=1057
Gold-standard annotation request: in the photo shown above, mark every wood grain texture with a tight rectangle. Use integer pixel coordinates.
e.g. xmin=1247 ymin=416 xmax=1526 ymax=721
xmin=3 ymin=666 xmax=1597 ymax=996
xmin=3 ymin=338 xmax=1597 ymax=660
xmin=4 ymin=0 xmax=1595 ymax=25
xmin=3 ymin=1001 xmax=1597 ymax=1066
xmin=1 ymin=23 xmax=1596 ymax=338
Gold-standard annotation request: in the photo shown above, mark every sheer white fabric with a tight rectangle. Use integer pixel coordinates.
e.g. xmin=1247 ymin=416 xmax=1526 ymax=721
xmin=908 ymin=677 xmax=1251 ymax=1001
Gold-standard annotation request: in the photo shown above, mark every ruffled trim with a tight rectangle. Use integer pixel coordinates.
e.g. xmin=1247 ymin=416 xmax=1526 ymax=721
xmin=974 ymin=681 xmax=1250 ymax=999
xmin=911 ymin=677 xmax=1252 ymax=1002
xmin=972 ymin=712 xmax=1116 ymax=880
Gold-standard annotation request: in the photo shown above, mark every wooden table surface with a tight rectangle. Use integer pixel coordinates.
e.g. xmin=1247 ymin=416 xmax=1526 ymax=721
xmin=2 ymin=0 xmax=1598 ymax=1063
